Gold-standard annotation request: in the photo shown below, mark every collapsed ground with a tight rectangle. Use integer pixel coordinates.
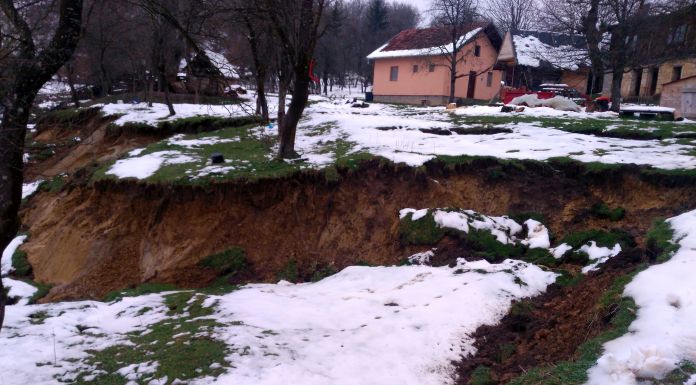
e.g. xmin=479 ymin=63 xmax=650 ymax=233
xmin=3 ymin=96 xmax=696 ymax=385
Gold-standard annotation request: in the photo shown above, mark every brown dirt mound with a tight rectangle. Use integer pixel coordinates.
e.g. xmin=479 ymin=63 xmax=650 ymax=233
xmin=25 ymin=113 xmax=157 ymax=181
xmin=18 ymin=159 xmax=696 ymax=302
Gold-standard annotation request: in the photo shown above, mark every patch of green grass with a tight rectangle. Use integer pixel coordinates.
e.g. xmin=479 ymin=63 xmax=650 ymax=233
xmin=11 ymin=249 xmax=32 ymax=277
xmin=102 ymin=282 xmax=178 ymax=302
xmin=398 ymin=211 xmax=446 ymax=246
xmin=509 ymin=212 xmax=548 ymax=227
xmin=27 ymin=281 xmax=52 ymax=304
xmin=560 ymin=229 xmax=635 ymax=249
xmin=521 ymin=248 xmax=557 ymax=266
xmin=36 ymin=107 xmax=103 ymax=126
xmin=645 ymin=218 xmax=679 ymax=263
xmin=590 ymin=203 xmax=626 ymax=221
xmin=28 ymin=310 xmax=51 ymax=325
xmin=311 ymin=266 xmax=337 ymax=282
xmin=199 ymin=247 xmax=248 ymax=276
xmin=38 ymin=174 xmax=66 ymax=193
xmin=657 ymin=361 xmax=696 ymax=384
xmin=74 ymin=292 xmax=228 ymax=385
xmin=465 ymin=228 xmax=525 ymax=262
xmin=471 ymin=365 xmax=495 ymax=385
xmin=277 ymin=260 xmax=299 ymax=283
xmin=554 ymin=270 xmax=584 ymax=287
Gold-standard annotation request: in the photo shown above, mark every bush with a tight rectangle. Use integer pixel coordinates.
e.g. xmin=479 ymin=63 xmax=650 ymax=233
xmin=198 ymin=247 xmax=248 ymax=276
xmin=398 ymin=211 xmax=446 ymax=246
xmin=11 ymin=249 xmax=32 ymax=278
xmin=590 ymin=203 xmax=626 ymax=221
xmin=277 ymin=260 xmax=299 ymax=283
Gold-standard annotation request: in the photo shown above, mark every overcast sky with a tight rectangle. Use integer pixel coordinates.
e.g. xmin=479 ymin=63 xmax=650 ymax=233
xmin=399 ymin=0 xmax=430 ymax=13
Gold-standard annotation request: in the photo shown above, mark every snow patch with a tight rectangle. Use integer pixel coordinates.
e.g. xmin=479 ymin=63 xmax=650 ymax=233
xmin=587 ymin=208 xmax=696 ymax=384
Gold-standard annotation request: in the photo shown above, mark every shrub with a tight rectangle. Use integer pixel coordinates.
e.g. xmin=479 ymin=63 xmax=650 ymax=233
xmin=398 ymin=211 xmax=446 ymax=246
xmin=11 ymin=249 xmax=32 ymax=278
xmin=198 ymin=247 xmax=248 ymax=276
xmin=590 ymin=203 xmax=626 ymax=221
xmin=277 ymin=260 xmax=299 ymax=283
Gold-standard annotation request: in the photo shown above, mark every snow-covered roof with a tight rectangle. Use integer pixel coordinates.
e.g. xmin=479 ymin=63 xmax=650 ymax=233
xmin=512 ymin=30 xmax=589 ymax=71
xmin=367 ymin=25 xmax=485 ymax=60
xmin=179 ymin=50 xmax=240 ymax=80
xmin=204 ymin=50 xmax=239 ymax=79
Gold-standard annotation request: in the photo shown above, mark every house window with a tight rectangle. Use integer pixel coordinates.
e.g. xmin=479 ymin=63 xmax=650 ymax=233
xmin=486 ymin=72 xmax=493 ymax=87
xmin=474 ymin=45 xmax=481 ymax=57
xmin=668 ymin=25 xmax=688 ymax=44
xmin=428 ymin=64 xmax=436 ymax=72
xmin=412 ymin=65 xmax=419 ymax=73
xmin=672 ymin=66 xmax=682 ymax=82
xmin=390 ymin=66 xmax=399 ymax=81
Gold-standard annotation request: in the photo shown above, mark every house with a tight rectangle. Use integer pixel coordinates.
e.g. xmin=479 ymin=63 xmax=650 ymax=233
xmin=601 ymin=5 xmax=696 ymax=104
xmin=173 ymin=49 xmax=241 ymax=96
xmin=496 ymin=30 xmax=592 ymax=94
xmin=366 ymin=23 xmax=503 ymax=106
xmin=661 ymin=75 xmax=696 ymax=119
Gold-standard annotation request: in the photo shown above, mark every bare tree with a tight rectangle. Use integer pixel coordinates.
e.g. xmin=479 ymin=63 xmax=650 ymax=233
xmin=0 ymin=0 xmax=84 ymax=331
xmin=261 ymin=0 xmax=329 ymax=159
xmin=429 ymin=0 xmax=481 ymax=103
xmin=486 ymin=0 xmax=537 ymax=33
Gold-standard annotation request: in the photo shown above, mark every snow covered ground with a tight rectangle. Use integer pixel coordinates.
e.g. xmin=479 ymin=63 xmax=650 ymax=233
xmin=98 ymin=98 xmax=696 ymax=181
xmin=0 ymin=242 xmax=556 ymax=384
xmin=99 ymin=102 xmax=252 ymax=126
xmin=587 ymin=209 xmax=696 ymax=384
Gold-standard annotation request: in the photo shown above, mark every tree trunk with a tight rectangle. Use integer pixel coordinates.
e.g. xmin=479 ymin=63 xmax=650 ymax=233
xmin=278 ymin=64 xmax=312 ymax=159
xmin=0 ymin=0 xmax=83 ymax=331
xmin=610 ymin=69 xmax=624 ymax=112
xmin=449 ymin=69 xmax=456 ymax=104
xmin=0 ymin=104 xmax=31 ymax=330
xmin=583 ymin=0 xmax=604 ymax=94
xmin=161 ymin=72 xmax=175 ymax=116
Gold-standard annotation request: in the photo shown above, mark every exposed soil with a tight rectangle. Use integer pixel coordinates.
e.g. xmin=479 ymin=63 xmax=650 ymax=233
xmin=455 ymin=248 xmax=645 ymax=384
xmin=24 ymin=113 xmax=158 ymax=181
xmin=18 ymin=157 xmax=696 ymax=302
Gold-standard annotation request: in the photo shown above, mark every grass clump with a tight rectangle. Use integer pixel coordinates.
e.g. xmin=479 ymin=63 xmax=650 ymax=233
xmin=311 ymin=266 xmax=338 ymax=282
xmin=398 ymin=211 xmax=446 ymax=246
xmin=102 ymin=282 xmax=178 ymax=302
xmin=560 ymin=229 xmax=635 ymax=249
xmin=645 ymin=218 xmax=679 ymax=263
xmin=38 ymin=174 xmax=66 ymax=193
xmin=591 ymin=203 xmax=626 ymax=221
xmin=27 ymin=281 xmax=52 ymax=304
xmin=277 ymin=260 xmax=299 ymax=283
xmin=471 ymin=365 xmax=495 ymax=385
xmin=11 ymin=249 xmax=32 ymax=278
xmin=199 ymin=247 xmax=248 ymax=276
xmin=36 ymin=107 xmax=102 ymax=126
xmin=658 ymin=361 xmax=696 ymax=384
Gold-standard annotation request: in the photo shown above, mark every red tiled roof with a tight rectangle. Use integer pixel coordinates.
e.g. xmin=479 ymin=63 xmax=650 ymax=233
xmin=381 ymin=23 xmax=489 ymax=52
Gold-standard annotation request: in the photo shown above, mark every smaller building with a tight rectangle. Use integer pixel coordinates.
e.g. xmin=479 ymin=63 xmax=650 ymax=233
xmin=661 ymin=75 xmax=696 ymax=119
xmin=496 ymin=30 xmax=591 ymax=94
xmin=367 ymin=23 xmax=503 ymax=106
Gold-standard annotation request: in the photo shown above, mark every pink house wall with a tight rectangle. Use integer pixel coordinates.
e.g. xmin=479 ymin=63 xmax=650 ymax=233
xmin=372 ymin=34 xmax=503 ymax=103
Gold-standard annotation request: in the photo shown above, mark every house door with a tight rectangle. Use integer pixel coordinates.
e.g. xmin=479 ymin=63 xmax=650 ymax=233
xmin=467 ymin=71 xmax=477 ymax=99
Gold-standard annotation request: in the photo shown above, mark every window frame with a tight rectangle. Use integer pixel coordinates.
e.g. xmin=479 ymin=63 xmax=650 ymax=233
xmin=389 ymin=66 xmax=399 ymax=81
xmin=474 ymin=45 xmax=481 ymax=57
